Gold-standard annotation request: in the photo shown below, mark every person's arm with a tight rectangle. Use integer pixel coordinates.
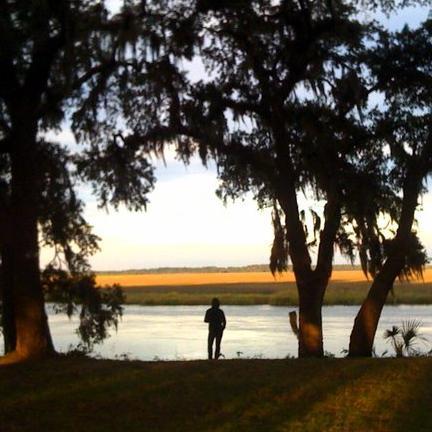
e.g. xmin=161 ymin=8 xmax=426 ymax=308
xmin=221 ymin=310 xmax=226 ymax=330
xmin=204 ymin=309 xmax=210 ymax=323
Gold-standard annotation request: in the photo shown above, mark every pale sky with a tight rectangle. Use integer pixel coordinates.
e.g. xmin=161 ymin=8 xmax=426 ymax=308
xmin=41 ymin=3 xmax=432 ymax=271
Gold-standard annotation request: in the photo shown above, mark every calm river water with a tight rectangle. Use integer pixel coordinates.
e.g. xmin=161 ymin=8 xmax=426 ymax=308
xmin=43 ymin=305 xmax=432 ymax=360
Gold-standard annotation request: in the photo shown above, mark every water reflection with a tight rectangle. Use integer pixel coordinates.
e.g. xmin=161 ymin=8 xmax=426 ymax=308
xmin=44 ymin=305 xmax=432 ymax=360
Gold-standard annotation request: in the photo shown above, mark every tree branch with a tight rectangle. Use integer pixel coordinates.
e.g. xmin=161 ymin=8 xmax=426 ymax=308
xmin=22 ymin=4 xmax=69 ymax=102
xmin=0 ymin=2 xmax=21 ymax=103
xmin=315 ymin=189 xmax=341 ymax=278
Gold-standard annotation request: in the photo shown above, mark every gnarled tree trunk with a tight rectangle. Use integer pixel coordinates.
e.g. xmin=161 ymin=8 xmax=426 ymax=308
xmin=298 ymin=280 xmax=326 ymax=357
xmin=348 ymin=271 xmax=396 ymax=356
xmin=5 ymin=123 xmax=54 ymax=360
xmin=278 ymin=182 xmax=340 ymax=358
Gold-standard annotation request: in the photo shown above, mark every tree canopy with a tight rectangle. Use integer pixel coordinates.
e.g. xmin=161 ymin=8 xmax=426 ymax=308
xmin=0 ymin=0 xmax=178 ymax=360
xmin=0 ymin=0 xmax=431 ymax=360
xmin=154 ymin=0 xmax=390 ymax=356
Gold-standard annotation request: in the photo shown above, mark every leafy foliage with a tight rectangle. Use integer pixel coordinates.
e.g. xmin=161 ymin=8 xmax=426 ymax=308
xmin=0 ymin=1 xmax=173 ymax=353
xmin=0 ymin=0 xmax=180 ymax=214
xmin=384 ymin=319 xmax=427 ymax=357
xmin=325 ymin=19 xmax=432 ymax=281
xmin=36 ymin=141 xmax=100 ymax=273
xmin=270 ymin=203 xmax=289 ymax=275
xmin=70 ymin=1 xmax=197 ymax=208
xmin=42 ymin=266 xmax=124 ymax=351
xmin=182 ymin=0 xmax=374 ymax=276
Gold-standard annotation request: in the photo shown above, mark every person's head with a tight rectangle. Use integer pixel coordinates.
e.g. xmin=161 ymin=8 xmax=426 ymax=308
xmin=211 ymin=297 xmax=220 ymax=308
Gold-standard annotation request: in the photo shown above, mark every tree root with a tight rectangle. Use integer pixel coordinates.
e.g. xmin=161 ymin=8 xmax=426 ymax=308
xmin=0 ymin=350 xmax=58 ymax=365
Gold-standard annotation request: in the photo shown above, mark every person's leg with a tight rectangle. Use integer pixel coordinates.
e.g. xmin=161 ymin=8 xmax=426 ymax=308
xmin=208 ymin=331 xmax=215 ymax=359
xmin=215 ymin=330 xmax=223 ymax=359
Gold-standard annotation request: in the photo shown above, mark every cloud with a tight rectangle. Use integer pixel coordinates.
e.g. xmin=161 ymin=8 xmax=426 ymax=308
xmin=70 ymin=160 xmax=274 ymax=269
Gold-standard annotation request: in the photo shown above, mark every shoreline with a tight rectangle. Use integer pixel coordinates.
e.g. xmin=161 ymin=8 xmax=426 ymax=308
xmin=93 ymin=270 xmax=432 ymax=306
xmin=114 ymin=281 xmax=432 ymax=306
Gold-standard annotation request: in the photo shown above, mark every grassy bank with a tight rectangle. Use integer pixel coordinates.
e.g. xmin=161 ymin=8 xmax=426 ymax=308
xmin=120 ymin=280 xmax=432 ymax=305
xmin=1 ymin=357 xmax=431 ymax=431
xmin=96 ymin=270 xmax=432 ymax=305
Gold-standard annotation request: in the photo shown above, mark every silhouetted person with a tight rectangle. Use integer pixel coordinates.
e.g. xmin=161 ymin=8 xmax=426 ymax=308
xmin=204 ymin=298 xmax=226 ymax=359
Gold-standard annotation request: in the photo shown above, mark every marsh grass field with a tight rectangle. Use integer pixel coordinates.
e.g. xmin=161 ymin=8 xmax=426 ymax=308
xmin=96 ymin=269 xmax=432 ymax=305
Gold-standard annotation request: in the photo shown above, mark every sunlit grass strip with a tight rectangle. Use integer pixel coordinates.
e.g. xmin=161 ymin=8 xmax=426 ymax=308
xmin=120 ymin=281 xmax=432 ymax=305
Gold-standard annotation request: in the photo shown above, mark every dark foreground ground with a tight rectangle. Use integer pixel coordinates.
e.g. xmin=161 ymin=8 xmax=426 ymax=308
xmin=0 ymin=357 xmax=431 ymax=432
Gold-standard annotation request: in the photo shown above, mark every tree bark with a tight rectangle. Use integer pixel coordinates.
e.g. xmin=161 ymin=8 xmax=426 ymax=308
xmin=1 ymin=245 xmax=16 ymax=353
xmin=348 ymin=270 xmax=396 ymax=357
xmin=5 ymin=123 xmax=54 ymax=359
xmin=0 ymin=206 xmax=16 ymax=353
xmin=298 ymin=280 xmax=326 ymax=357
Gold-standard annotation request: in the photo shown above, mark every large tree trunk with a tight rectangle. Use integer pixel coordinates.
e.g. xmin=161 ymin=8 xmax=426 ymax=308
xmin=5 ymin=124 xmax=54 ymax=360
xmin=348 ymin=276 xmax=394 ymax=357
xmin=298 ymin=281 xmax=326 ymax=357
xmin=277 ymin=181 xmax=340 ymax=358
xmin=348 ymin=172 xmax=420 ymax=357
xmin=1 ymin=245 xmax=16 ymax=353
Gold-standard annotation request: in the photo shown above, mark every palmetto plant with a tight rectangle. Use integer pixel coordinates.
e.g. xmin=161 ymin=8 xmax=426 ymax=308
xmin=384 ymin=320 xmax=427 ymax=357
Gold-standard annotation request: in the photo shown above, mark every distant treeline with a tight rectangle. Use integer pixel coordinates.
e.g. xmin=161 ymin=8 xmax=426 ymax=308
xmin=96 ymin=264 xmax=370 ymax=274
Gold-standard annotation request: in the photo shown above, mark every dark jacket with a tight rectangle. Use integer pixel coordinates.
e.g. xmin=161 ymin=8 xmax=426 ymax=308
xmin=204 ymin=307 xmax=226 ymax=332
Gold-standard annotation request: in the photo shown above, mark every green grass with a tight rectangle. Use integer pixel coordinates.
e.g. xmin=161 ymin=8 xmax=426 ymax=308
xmin=122 ymin=280 xmax=432 ymax=305
xmin=1 ymin=357 xmax=431 ymax=431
